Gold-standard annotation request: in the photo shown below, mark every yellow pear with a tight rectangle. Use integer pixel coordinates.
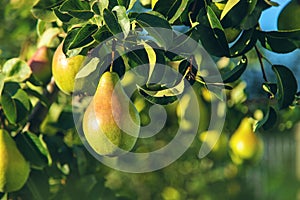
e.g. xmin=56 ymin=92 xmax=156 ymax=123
xmin=229 ymin=117 xmax=264 ymax=165
xmin=82 ymin=71 xmax=140 ymax=156
xmin=52 ymin=43 xmax=85 ymax=95
xmin=0 ymin=129 xmax=30 ymax=192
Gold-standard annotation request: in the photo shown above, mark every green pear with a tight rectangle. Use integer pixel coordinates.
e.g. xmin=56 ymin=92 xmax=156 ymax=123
xmin=28 ymin=46 xmax=52 ymax=85
xmin=82 ymin=71 xmax=140 ymax=156
xmin=52 ymin=43 xmax=85 ymax=95
xmin=229 ymin=118 xmax=264 ymax=165
xmin=0 ymin=129 xmax=30 ymax=192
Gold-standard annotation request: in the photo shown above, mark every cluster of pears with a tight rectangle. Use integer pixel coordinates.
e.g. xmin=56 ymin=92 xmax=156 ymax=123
xmin=50 ymin=42 xmax=140 ymax=156
xmin=82 ymin=71 xmax=140 ymax=156
xmin=229 ymin=117 xmax=264 ymax=165
xmin=0 ymin=129 xmax=30 ymax=193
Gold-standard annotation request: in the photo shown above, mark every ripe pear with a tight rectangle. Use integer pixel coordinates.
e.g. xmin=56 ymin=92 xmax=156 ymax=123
xmin=0 ymin=129 xmax=30 ymax=192
xmin=229 ymin=118 xmax=264 ymax=165
xmin=278 ymin=0 xmax=300 ymax=30
xmin=82 ymin=71 xmax=140 ymax=156
xmin=28 ymin=46 xmax=52 ymax=85
xmin=52 ymin=43 xmax=85 ymax=95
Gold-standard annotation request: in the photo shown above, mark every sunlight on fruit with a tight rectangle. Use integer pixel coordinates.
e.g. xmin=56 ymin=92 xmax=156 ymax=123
xmin=254 ymin=109 xmax=264 ymax=121
xmin=229 ymin=118 xmax=264 ymax=165
xmin=161 ymin=187 xmax=181 ymax=200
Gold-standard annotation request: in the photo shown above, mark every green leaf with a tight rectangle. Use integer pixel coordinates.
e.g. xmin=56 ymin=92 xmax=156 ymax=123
xmin=117 ymin=0 xmax=130 ymax=9
xmin=112 ymin=6 xmax=131 ymax=38
xmin=0 ymin=74 xmax=5 ymax=95
xmin=272 ymin=65 xmax=298 ymax=109
xmin=262 ymin=82 xmax=277 ymax=98
xmin=76 ymin=58 xmax=100 ymax=79
xmin=137 ymin=74 xmax=186 ymax=105
xmin=195 ymin=7 xmax=229 ymax=57
xmin=169 ymin=28 xmax=200 ymax=54
xmin=142 ymin=42 xmax=156 ymax=84
xmin=138 ymin=84 xmax=178 ymax=105
xmin=220 ymin=0 xmax=249 ymax=28
xmin=229 ymin=28 xmax=258 ymax=57
xmin=32 ymin=0 xmax=64 ymax=9
xmin=37 ymin=27 xmax=60 ymax=48
xmin=59 ymin=0 xmax=94 ymax=20
xmin=92 ymin=0 xmax=109 ymax=15
xmin=15 ymin=131 xmax=51 ymax=169
xmin=124 ymin=48 xmax=149 ymax=69
xmin=153 ymin=0 xmax=181 ymax=21
xmin=1 ymin=92 xmax=17 ymax=124
xmin=258 ymin=30 xmax=300 ymax=53
xmin=222 ymin=55 xmax=247 ymax=83
xmin=53 ymin=7 xmax=73 ymax=22
xmin=2 ymin=58 xmax=31 ymax=82
xmin=13 ymin=89 xmax=31 ymax=112
xmin=93 ymin=25 xmax=113 ymax=43
xmin=24 ymin=88 xmax=50 ymax=107
xmin=1 ymin=82 xmax=32 ymax=124
xmin=220 ymin=0 xmax=240 ymax=20
xmin=255 ymin=106 xmax=277 ymax=131
xmin=68 ymin=24 xmax=98 ymax=50
xmin=31 ymin=0 xmax=63 ymax=21
xmin=103 ymin=8 xmax=123 ymax=36
xmin=31 ymin=8 xmax=57 ymax=22
xmin=136 ymin=13 xmax=173 ymax=49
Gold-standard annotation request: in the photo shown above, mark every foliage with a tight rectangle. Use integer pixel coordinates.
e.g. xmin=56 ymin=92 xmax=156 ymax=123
xmin=0 ymin=0 xmax=299 ymax=199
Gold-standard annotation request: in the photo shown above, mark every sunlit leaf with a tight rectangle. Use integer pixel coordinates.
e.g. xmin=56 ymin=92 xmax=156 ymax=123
xmin=222 ymin=55 xmax=247 ymax=83
xmin=15 ymin=131 xmax=51 ymax=169
xmin=2 ymin=58 xmax=32 ymax=82
xmin=68 ymin=24 xmax=98 ymax=50
xmin=220 ymin=0 xmax=240 ymax=20
xmin=112 ymin=6 xmax=130 ymax=38
xmin=76 ymin=58 xmax=100 ymax=79
xmin=142 ymin=42 xmax=156 ymax=84
xmin=262 ymin=82 xmax=277 ymax=98
xmin=136 ymin=13 xmax=173 ymax=49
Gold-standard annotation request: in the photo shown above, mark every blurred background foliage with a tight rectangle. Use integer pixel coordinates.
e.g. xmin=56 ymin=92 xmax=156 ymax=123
xmin=0 ymin=0 xmax=300 ymax=200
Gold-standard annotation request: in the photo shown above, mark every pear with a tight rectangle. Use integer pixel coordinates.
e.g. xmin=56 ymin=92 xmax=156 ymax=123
xmin=82 ymin=71 xmax=140 ymax=156
xmin=52 ymin=43 xmax=85 ymax=95
xmin=229 ymin=118 xmax=264 ymax=165
xmin=0 ymin=129 xmax=30 ymax=192
xmin=28 ymin=46 xmax=52 ymax=85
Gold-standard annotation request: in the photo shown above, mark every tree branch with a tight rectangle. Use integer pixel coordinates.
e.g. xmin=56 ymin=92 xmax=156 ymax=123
xmin=27 ymin=77 xmax=59 ymax=133
xmin=254 ymin=45 xmax=268 ymax=82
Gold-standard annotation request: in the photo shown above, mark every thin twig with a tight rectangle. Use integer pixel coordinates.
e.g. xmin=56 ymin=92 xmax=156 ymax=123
xmin=27 ymin=77 xmax=59 ymax=133
xmin=254 ymin=45 xmax=268 ymax=82
xmin=110 ymin=39 xmax=116 ymax=72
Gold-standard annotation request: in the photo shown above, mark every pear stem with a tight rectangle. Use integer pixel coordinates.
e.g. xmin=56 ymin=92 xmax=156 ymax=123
xmin=110 ymin=39 xmax=117 ymax=72
xmin=187 ymin=55 xmax=196 ymax=81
